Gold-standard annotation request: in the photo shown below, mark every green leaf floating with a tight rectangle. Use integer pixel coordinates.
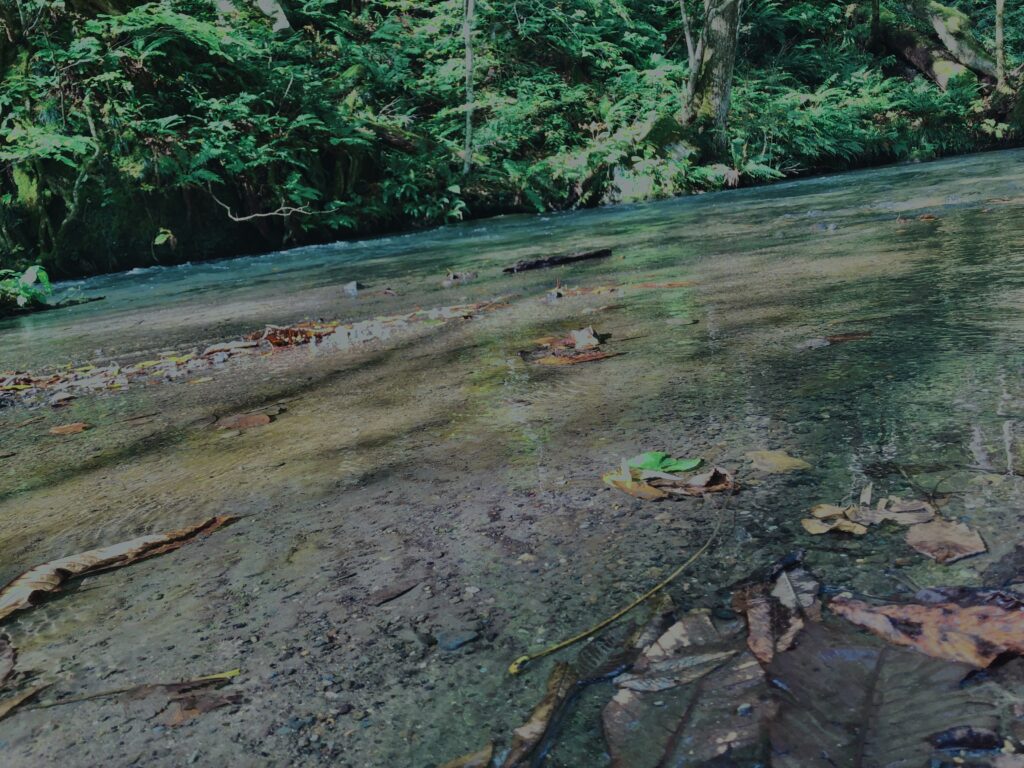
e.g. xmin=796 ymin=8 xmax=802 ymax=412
xmin=627 ymin=452 xmax=702 ymax=473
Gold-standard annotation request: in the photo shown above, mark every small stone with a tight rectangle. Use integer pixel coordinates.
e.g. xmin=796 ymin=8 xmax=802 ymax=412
xmin=737 ymin=703 xmax=753 ymax=717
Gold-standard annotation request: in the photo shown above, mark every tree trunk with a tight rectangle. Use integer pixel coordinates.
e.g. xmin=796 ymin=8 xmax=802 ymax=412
xmin=880 ymin=11 xmax=973 ymax=90
xmin=996 ymin=0 xmax=1007 ymax=91
xmin=462 ymin=0 xmax=475 ymax=175
xmin=908 ymin=0 xmax=997 ymax=78
xmin=689 ymin=0 xmax=741 ymax=154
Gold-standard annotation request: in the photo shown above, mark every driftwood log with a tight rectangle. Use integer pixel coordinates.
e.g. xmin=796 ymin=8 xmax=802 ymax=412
xmin=503 ymin=248 xmax=612 ymax=274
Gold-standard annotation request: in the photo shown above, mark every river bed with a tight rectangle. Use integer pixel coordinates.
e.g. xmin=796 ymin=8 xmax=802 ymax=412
xmin=1 ymin=150 xmax=1023 ymax=766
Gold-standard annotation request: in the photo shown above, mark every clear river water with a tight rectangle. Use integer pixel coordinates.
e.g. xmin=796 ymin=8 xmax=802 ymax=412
xmin=0 ymin=150 xmax=1022 ymax=766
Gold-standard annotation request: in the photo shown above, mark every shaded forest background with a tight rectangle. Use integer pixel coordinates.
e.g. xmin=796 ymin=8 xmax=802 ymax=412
xmin=1 ymin=0 xmax=1022 ymax=278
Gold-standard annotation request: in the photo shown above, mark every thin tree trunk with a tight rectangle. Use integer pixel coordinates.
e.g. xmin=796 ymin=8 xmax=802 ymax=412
xmin=462 ymin=0 xmax=475 ymax=175
xmin=996 ymin=0 xmax=1007 ymax=91
xmin=679 ymin=0 xmax=697 ymax=73
xmin=871 ymin=0 xmax=881 ymax=49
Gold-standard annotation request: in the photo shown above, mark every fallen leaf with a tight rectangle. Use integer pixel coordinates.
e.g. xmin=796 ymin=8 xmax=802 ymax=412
xmin=744 ymin=450 xmax=810 ymax=473
xmin=602 ymin=467 xmax=669 ymax=500
xmin=569 ymin=327 xmax=600 ymax=350
xmin=0 ymin=635 xmax=14 ymax=686
xmin=0 ymin=516 xmax=236 ymax=623
xmin=651 ymin=467 xmax=736 ymax=496
xmin=906 ymin=518 xmax=986 ymax=563
xmin=859 ymin=482 xmax=873 ymax=506
xmin=501 ymin=662 xmax=577 ymax=767
xmin=809 ymin=503 xmax=852 ymax=519
xmin=252 ymin=321 xmax=341 ymax=347
xmin=733 ymin=561 xmax=820 ymax=663
xmin=533 ymin=350 xmax=618 ymax=366
xmin=768 ymin=622 xmax=998 ymax=767
xmin=627 ymin=452 xmax=702 ymax=474
xmin=215 ymin=413 xmax=272 ymax=430
xmin=0 ymin=684 xmax=49 ymax=722
xmin=161 ymin=685 xmax=242 ymax=726
xmin=801 ymin=517 xmax=868 ymax=535
xmin=201 ymin=339 xmax=259 ymax=356
xmin=440 ymin=744 xmax=494 ymax=768
xmin=831 ymin=590 xmax=1024 ymax=667
xmin=602 ymin=611 xmax=769 ymax=768
xmin=48 ymin=422 xmax=89 ymax=435
xmin=849 ymin=498 xmax=935 ymax=526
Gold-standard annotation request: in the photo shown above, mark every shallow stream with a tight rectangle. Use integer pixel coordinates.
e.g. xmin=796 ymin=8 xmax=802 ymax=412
xmin=1 ymin=150 xmax=1022 ymax=766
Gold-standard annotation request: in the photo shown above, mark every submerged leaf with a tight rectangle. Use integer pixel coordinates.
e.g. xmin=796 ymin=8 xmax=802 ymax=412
xmin=0 ymin=516 xmax=236 ymax=623
xmin=215 ymin=412 xmax=272 ymax=430
xmin=768 ymin=622 xmax=998 ymax=767
xmin=744 ymin=450 xmax=810 ymax=473
xmin=831 ymin=590 xmax=1024 ymax=667
xmin=733 ymin=563 xmax=820 ymax=664
xmin=48 ymin=422 xmax=89 ymax=435
xmin=501 ymin=662 xmax=577 ymax=767
xmin=801 ymin=517 xmax=868 ymax=535
xmin=440 ymin=744 xmax=494 ymax=768
xmin=906 ymin=519 xmax=986 ymax=563
xmin=602 ymin=611 xmax=769 ymax=767
xmin=651 ymin=467 xmax=736 ymax=496
xmin=532 ymin=349 xmax=618 ymax=366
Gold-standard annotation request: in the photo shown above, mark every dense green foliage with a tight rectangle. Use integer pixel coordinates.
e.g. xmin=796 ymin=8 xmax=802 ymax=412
xmin=0 ymin=265 xmax=51 ymax=314
xmin=1 ymin=0 xmax=1020 ymax=277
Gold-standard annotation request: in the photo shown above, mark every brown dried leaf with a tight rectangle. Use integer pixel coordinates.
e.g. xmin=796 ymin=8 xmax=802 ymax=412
xmin=48 ymin=422 xmax=89 ymax=435
xmin=652 ymin=467 xmax=736 ymax=496
xmin=810 ymin=504 xmax=851 ymax=519
xmin=215 ymin=412 xmax=272 ymax=430
xmin=733 ymin=565 xmax=820 ymax=663
xmin=801 ymin=517 xmax=868 ymax=535
xmin=161 ymin=687 xmax=242 ymax=727
xmin=440 ymin=744 xmax=494 ymax=768
xmin=831 ymin=592 xmax=1024 ymax=667
xmin=501 ymin=662 xmax=577 ymax=767
xmin=0 ymin=516 xmax=236 ymax=623
xmin=906 ymin=519 xmax=986 ymax=563
xmin=605 ymin=477 xmax=668 ymax=500
xmin=744 ymin=450 xmax=810 ymax=473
